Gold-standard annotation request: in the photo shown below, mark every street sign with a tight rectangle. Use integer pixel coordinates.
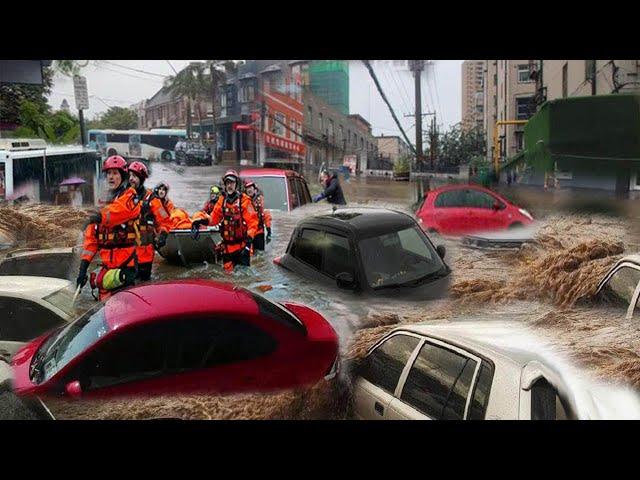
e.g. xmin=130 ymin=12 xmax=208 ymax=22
xmin=73 ymin=75 xmax=89 ymax=110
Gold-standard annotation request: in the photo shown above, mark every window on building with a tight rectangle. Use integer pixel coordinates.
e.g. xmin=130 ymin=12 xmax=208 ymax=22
xmin=562 ymin=62 xmax=568 ymax=98
xmin=318 ymin=113 xmax=323 ymax=133
xmin=517 ymin=64 xmax=531 ymax=83
xmin=328 ymin=119 xmax=334 ymax=138
xmin=307 ymin=106 xmax=312 ymax=125
xmin=585 ymin=60 xmax=596 ymax=83
xmin=339 ymin=125 xmax=344 ymax=143
xmin=516 ymin=96 xmax=534 ymax=120
xmin=273 ymin=113 xmax=285 ymax=136
xmin=515 ymin=131 xmax=524 ymax=152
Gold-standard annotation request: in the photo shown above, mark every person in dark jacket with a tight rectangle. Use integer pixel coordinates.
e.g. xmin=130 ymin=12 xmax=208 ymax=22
xmin=313 ymin=171 xmax=347 ymax=205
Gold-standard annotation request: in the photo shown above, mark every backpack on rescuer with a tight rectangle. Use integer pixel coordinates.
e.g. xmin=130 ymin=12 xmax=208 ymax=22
xmin=221 ymin=194 xmax=247 ymax=244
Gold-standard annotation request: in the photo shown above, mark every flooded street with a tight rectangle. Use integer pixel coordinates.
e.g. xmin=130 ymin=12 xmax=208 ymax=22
xmin=3 ymin=163 xmax=640 ymax=419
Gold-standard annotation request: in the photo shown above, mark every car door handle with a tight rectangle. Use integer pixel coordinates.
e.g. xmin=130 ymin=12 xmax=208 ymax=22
xmin=374 ymin=401 xmax=384 ymax=416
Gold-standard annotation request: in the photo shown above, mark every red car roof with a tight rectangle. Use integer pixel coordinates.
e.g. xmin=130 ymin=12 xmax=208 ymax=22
xmin=429 ymin=183 xmax=509 ymax=200
xmin=103 ymin=280 xmax=259 ymax=331
xmin=240 ymin=168 xmax=301 ymax=177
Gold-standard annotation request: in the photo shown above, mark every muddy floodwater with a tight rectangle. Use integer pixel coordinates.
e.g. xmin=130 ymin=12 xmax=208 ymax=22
xmin=3 ymin=163 xmax=640 ymax=419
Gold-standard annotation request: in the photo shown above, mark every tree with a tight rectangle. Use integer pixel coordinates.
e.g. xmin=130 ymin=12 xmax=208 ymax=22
xmin=432 ymin=123 xmax=486 ymax=168
xmin=93 ymin=106 xmax=139 ymax=130
xmin=11 ymin=100 xmax=80 ymax=144
xmin=0 ymin=66 xmax=53 ymax=127
xmin=163 ymin=62 xmax=209 ymax=139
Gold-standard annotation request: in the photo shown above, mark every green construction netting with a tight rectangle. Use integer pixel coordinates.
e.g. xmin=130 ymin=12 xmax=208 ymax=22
xmin=524 ymin=94 xmax=640 ymax=172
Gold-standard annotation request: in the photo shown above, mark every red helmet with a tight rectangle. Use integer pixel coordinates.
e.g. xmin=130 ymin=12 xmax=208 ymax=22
xmin=222 ymin=169 xmax=239 ymax=184
xmin=243 ymin=179 xmax=256 ymax=189
xmin=102 ymin=155 xmax=128 ymax=173
xmin=128 ymin=161 xmax=149 ymax=180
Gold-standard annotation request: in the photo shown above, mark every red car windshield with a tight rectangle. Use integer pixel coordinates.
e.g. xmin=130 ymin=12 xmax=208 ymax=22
xmin=243 ymin=177 xmax=288 ymax=211
xmin=30 ymin=305 xmax=108 ymax=384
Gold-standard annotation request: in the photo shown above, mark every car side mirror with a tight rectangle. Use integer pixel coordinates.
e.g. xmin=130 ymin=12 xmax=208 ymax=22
xmin=436 ymin=245 xmax=446 ymax=259
xmin=336 ymin=272 xmax=356 ymax=290
xmin=65 ymin=380 xmax=83 ymax=399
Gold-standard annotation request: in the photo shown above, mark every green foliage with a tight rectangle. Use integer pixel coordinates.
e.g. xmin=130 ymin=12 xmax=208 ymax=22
xmin=10 ymin=100 xmax=80 ymax=144
xmin=0 ymin=66 xmax=53 ymax=126
xmin=90 ymin=106 xmax=138 ymax=130
xmin=433 ymin=123 xmax=486 ymax=167
xmin=393 ymin=154 xmax=411 ymax=174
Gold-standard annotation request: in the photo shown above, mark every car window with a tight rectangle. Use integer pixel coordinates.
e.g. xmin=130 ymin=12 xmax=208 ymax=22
xmin=291 ymin=229 xmax=354 ymax=279
xmin=434 ymin=190 xmax=466 ymax=208
xmin=291 ymin=228 xmax=324 ymax=271
xmin=361 ymin=334 xmax=420 ymax=394
xmin=465 ymin=189 xmax=499 ymax=209
xmin=288 ymin=177 xmax=300 ymax=209
xmin=0 ymin=297 xmax=66 ymax=342
xmin=467 ymin=360 xmax=494 ymax=420
xmin=323 ymin=232 xmax=354 ymax=278
xmin=602 ymin=266 xmax=640 ymax=308
xmin=297 ymin=178 xmax=312 ymax=205
xmin=399 ymin=341 xmax=477 ymax=420
xmin=359 ymin=226 xmax=445 ymax=289
xmin=530 ymin=378 xmax=570 ymax=420
xmin=243 ymin=177 xmax=288 ymax=211
xmin=166 ymin=317 xmax=277 ymax=372
xmin=76 ymin=322 xmax=169 ymax=391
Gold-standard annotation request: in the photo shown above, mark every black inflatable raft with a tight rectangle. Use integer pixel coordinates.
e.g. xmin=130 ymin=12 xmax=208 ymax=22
xmin=157 ymin=226 xmax=222 ymax=266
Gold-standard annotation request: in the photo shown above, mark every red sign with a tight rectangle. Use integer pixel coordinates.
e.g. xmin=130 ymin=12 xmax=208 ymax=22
xmin=263 ymin=132 xmax=306 ymax=155
xmin=233 ymin=123 xmax=253 ymax=131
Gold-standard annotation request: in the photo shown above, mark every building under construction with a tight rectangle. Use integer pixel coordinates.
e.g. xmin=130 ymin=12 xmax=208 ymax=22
xmin=308 ymin=61 xmax=349 ymax=116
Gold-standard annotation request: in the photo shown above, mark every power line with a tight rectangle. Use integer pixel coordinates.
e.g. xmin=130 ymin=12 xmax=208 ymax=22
xmin=166 ymin=60 xmax=179 ymax=75
xmin=93 ymin=63 xmax=165 ymax=83
xmin=100 ymin=60 xmax=169 ymax=78
xmin=362 ymin=60 xmax=417 ymax=156
xmin=432 ymin=63 xmax=446 ymax=126
xmin=384 ymin=63 xmax=412 ymax=117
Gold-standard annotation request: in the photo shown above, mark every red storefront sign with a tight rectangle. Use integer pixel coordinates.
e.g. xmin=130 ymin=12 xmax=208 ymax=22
xmin=233 ymin=123 xmax=253 ymax=131
xmin=263 ymin=132 xmax=305 ymax=155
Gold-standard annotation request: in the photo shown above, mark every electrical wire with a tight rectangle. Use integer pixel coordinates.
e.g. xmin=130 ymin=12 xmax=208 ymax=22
xmin=100 ymin=60 xmax=169 ymax=78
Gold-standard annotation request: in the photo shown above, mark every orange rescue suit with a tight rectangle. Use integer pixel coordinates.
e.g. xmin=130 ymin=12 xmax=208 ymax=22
xmin=136 ymin=188 xmax=171 ymax=264
xmin=251 ymin=193 xmax=272 ymax=236
xmin=81 ymin=186 xmax=141 ymax=269
xmin=196 ymin=192 xmax=258 ymax=254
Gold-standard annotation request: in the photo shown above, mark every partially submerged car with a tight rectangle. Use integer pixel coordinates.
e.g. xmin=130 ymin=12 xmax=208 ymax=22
xmin=352 ymin=323 xmax=581 ymax=420
xmin=12 ymin=279 xmax=339 ymax=399
xmin=595 ymin=254 xmax=640 ymax=319
xmin=0 ymin=276 xmax=75 ymax=362
xmin=274 ymin=208 xmax=450 ymax=299
xmin=415 ymin=183 xmax=534 ymax=236
xmin=240 ymin=168 xmax=311 ymax=212
xmin=0 ymin=247 xmax=76 ymax=280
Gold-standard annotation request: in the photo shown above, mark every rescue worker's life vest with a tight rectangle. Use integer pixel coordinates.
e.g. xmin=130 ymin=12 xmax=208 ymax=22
xmin=137 ymin=189 xmax=158 ymax=245
xmin=97 ymin=220 xmax=138 ymax=249
xmin=221 ymin=194 xmax=247 ymax=244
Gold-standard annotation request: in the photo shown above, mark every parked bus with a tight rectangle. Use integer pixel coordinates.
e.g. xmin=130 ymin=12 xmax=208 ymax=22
xmin=0 ymin=138 xmax=101 ymax=205
xmin=88 ymin=128 xmax=187 ymax=162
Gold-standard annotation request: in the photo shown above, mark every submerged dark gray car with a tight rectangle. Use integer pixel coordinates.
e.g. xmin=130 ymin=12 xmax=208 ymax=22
xmin=274 ymin=208 xmax=451 ymax=299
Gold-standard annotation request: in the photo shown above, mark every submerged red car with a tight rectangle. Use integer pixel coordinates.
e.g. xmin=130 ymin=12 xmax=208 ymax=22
xmin=415 ymin=184 xmax=534 ymax=236
xmin=240 ymin=168 xmax=312 ymax=212
xmin=11 ymin=280 xmax=339 ymax=399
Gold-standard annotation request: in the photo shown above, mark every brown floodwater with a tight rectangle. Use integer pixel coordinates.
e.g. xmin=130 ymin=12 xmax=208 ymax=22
xmin=2 ymin=165 xmax=640 ymax=419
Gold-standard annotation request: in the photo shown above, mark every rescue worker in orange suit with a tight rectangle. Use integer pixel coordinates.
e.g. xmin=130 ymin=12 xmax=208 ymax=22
xmin=191 ymin=169 xmax=258 ymax=272
xmin=243 ymin=179 xmax=271 ymax=251
xmin=76 ymin=155 xmax=141 ymax=300
xmin=128 ymin=161 xmax=170 ymax=281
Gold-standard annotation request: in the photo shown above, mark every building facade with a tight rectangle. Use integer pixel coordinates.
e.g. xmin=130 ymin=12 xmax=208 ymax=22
xmin=375 ymin=135 xmax=410 ymax=162
xmin=461 ymin=60 xmax=484 ymax=132
xmin=483 ymin=60 xmax=537 ymax=163
xmin=215 ymin=60 xmax=305 ymax=167
xmin=308 ymin=61 xmax=350 ymax=116
xmin=302 ymin=88 xmax=377 ymax=173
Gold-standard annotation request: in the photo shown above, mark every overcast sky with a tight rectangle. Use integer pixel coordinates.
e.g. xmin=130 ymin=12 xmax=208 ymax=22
xmin=49 ymin=60 xmax=463 ymax=139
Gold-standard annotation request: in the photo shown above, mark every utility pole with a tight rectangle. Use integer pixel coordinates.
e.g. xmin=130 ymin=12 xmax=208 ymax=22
xmin=409 ymin=60 xmax=425 ymax=167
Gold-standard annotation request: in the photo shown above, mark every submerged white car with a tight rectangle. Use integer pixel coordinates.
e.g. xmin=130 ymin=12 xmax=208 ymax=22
xmin=595 ymin=254 xmax=640 ymax=319
xmin=0 ymin=276 xmax=75 ymax=362
xmin=353 ymin=323 xmax=583 ymax=420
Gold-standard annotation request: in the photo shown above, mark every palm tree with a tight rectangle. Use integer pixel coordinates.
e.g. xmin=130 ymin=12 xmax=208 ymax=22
xmin=164 ymin=62 xmax=208 ymax=139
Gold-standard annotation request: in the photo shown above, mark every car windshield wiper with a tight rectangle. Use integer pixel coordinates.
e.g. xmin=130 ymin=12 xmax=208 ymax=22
xmin=372 ymin=269 xmax=449 ymax=290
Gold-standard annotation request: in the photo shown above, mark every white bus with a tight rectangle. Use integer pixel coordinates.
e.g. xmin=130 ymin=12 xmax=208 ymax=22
xmin=0 ymin=139 xmax=102 ymax=205
xmin=88 ymin=128 xmax=187 ymax=162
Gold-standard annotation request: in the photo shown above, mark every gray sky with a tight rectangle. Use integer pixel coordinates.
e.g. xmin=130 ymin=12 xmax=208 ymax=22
xmin=49 ymin=60 xmax=463 ymax=138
